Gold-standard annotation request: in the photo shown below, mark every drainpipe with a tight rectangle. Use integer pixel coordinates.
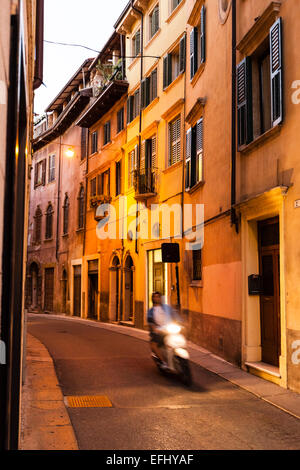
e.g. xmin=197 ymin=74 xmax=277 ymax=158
xmin=131 ymin=0 xmax=144 ymax=255
xmin=56 ymin=136 xmax=62 ymax=260
xmin=231 ymin=0 xmax=238 ymax=233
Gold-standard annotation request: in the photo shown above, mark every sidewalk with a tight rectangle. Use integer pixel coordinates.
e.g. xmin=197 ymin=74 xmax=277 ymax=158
xmin=21 ymin=313 xmax=300 ymax=450
xmin=20 ymin=333 xmax=78 ymax=450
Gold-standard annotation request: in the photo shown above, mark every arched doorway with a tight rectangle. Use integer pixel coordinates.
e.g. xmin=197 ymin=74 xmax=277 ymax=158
xmin=28 ymin=262 xmax=39 ymax=310
xmin=109 ymin=255 xmax=120 ymax=322
xmin=61 ymin=269 xmax=68 ymax=313
xmin=123 ymin=255 xmax=134 ymax=322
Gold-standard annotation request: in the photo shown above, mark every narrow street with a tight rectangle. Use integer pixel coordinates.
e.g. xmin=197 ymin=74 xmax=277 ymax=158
xmin=28 ymin=316 xmax=300 ymax=451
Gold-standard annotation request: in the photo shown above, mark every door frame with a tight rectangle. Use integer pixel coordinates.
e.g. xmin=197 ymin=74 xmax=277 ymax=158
xmin=71 ymin=259 xmax=82 ymax=317
xmin=239 ymin=186 xmax=288 ymax=387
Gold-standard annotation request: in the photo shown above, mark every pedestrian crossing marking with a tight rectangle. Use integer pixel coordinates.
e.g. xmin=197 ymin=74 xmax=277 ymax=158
xmin=66 ymin=395 xmax=112 ymax=408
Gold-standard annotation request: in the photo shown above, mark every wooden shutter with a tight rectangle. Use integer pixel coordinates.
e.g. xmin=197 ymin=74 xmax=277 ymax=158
xmin=190 ymin=27 xmax=198 ymax=79
xmin=34 ymin=163 xmax=38 ymax=187
xmin=150 ymin=69 xmax=157 ymax=101
xmin=140 ymin=141 xmax=146 ymax=171
xmin=135 ymin=30 xmax=141 ymax=56
xmin=127 ymin=95 xmax=134 ymax=123
xmin=179 ymin=33 xmax=186 ymax=74
xmin=200 ymin=5 xmax=206 ymax=64
xmin=163 ymin=55 xmax=168 ymax=89
xmin=42 ymin=159 xmax=46 ymax=185
xmin=141 ymin=77 xmax=150 ymax=109
xmin=151 ymin=136 xmax=157 ymax=169
xmin=185 ymin=128 xmax=192 ymax=190
xmin=97 ymin=174 xmax=103 ymax=195
xmin=81 ymin=128 xmax=88 ymax=160
xmin=237 ymin=57 xmax=253 ymax=147
xmin=270 ymin=18 xmax=283 ymax=127
xmin=195 ymin=118 xmax=203 ymax=184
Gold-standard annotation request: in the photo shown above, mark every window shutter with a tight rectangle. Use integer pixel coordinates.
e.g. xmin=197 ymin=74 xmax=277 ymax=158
xmin=150 ymin=69 xmax=157 ymax=101
xmin=185 ymin=128 xmax=192 ymax=190
xmin=179 ymin=33 xmax=186 ymax=74
xmin=200 ymin=5 xmax=206 ymax=64
xmin=270 ymin=17 xmax=283 ymax=127
xmin=167 ymin=53 xmax=172 ymax=86
xmin=237 ymin=57 xmax=253 ymax=147
xmin=190 ymin=27 xmax=198 ymax=79
xmin=81 ymin=128 xmax=88 ymax=160
xmin=135 ymin=30 xmax=141 ymax=56
xmin=151 ymin=136 xmax=157 ymax=169
xmin=195 ymin=118 xmax=203 ymax=184
xmin=140 ymin=140 xmax=146 ymax=170
xmin=34 ymin=163 xmax=38 ymax=187
xmin=107 ymin=121 xmax=111 ymax=142
xmin=163 ymin=55 xmax=168 ymax=89
xmin=154 ymin=5 xmax=159 ymax=33
xmin=127 ymin=96 xmax=134 ymax=123
xmin=141 ymin=79 xmax=146 ymax=109
xmin=42 ymin=159 xmax=46 ymax=185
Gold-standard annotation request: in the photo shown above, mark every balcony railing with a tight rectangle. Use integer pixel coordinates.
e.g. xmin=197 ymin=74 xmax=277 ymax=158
xmin=134 ymin=168 xmax=157 ymax=201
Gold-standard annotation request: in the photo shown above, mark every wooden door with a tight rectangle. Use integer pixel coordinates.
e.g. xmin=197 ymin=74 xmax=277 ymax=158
xmin=153 ymin=262 xmax=165 ymax=295
xmin=258 ymin=218 xmax=281 ymax=366
xmin=88 ymin=274 xmax=98 ymax=319
xmin=73 ymin=266 xmax=81 ymax=317
xmin=44 ymin=268 xmax=54 ymax=312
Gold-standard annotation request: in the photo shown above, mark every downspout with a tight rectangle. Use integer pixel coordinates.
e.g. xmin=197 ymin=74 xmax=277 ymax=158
xmin=56 ymin=136 xmax=62 ymax=260
xmin=231 ymin=0 xmax=238 ymax=233
xmin=131 ymin=0 xmax=144 ymax=255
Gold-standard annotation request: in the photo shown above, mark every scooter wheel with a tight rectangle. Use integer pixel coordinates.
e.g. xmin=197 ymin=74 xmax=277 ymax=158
xmin=177 ymin=357 xmax=192 ymax=387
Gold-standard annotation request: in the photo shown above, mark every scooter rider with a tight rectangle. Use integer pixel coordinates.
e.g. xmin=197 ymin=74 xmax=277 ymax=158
xmin=147 ymin=292 xmax=179 ymax=361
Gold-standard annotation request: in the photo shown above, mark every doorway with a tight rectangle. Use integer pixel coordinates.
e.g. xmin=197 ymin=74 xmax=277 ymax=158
xmin=124 ymin=255 xmax=134 ymax=322
xmin=61 ymin=269 xmax=67 ymax=313
xmin=109 ymin=256 xmax=120 ymax=321
xmin=258 ymin=217 xmax=281 ymax=367
xmin=148 ymin=249 xmax=168 ymax=309
xmin=73 ymin=265 xmax=81 ymax=317
xmin=44 ymin=268 xmax=54 ymax=312
xmin=88 ymin=260 xmax=99 ymax=319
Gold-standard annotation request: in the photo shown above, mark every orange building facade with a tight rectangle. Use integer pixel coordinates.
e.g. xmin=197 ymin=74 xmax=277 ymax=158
xmin=27 ymin=0 xmax=300 ymax=394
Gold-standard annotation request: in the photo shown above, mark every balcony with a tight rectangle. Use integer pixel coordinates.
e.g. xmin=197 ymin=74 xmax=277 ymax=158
xmin=90 ymin=195 xmax=112 ymax=221
xmin=134 ymin=168 xmax=157 ymax=201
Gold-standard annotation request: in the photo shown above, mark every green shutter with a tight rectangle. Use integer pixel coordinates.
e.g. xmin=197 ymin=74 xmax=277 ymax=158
xmin=237 ymin=57 xmax=253 ymax=147
xmin=270 ymin=17 xmax=283 ymax=126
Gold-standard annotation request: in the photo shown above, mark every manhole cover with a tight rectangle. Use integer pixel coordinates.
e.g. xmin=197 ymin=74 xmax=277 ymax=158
xmin=65 ymin=395 xmax=112 ymax=408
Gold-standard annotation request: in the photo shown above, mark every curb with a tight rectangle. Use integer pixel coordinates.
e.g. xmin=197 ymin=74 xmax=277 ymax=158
xmin=20 ymin=333 xmax=79 ymax=450
xmin=28 ymin=313 xmax=300 ymax=421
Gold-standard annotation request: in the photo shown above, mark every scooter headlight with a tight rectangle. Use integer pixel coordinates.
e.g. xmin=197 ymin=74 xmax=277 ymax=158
xmin=166 ymin=323 xmax=181 ymax=334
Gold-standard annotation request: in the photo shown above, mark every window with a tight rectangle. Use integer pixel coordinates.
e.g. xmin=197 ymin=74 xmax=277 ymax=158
xmin=45 ymin=204 xmax=53 ymax=240
xmin=116 ymin=160 xmax=122 ymax=196
xmin=171 ymin=0 xmax=182 ymax=13
xmin=81 ymin=128 xmax=88 ymax=160
xmin=34 ymin=159 xmax=46 ymax=187
xmin=91 ymin=131 xmax=98 ymax=154
xmin=128 ymin=146 xmax=138 ymax=188
xmin=117 ymin=107 xmax=124 ymax=133
xmin=140 ymin=136 xmax=157 ymax=170
xmin=149 ymin=4 xmax=159 ymax=39
xmin=90 ymin=177 xmax=97 ymax=197
xmin=127 ymin=89 xmax=140 ymax=124
xmin=78 ymin=186 xmax=85 ymax=229
xmin=192 ymin=249 xmax=202 ymax=281
xmin=190 ymin=5 xmax=206 ymax=80
xmin=163 ymin=34 xmax=186 ymax=89
xmin=48 ymin=154 xmax=55 ymax=182
xmin=34 ymin=206 xmax=42 ymax=244
xmin=63 ymin=195 xmax=69 ymax=235
xmin=169 ymin=116 xmax=181 ymax=166
xmin=185 ymin=118 xmax=203 ymax=190
xmin=237 ymin=18 xmax=283 ymax=147
xmin=132 ymin=29 xmax=141 ymax=58
xmin=103 ymin=121 xmax=111 ymax=145
xmin=96 ymin=170 xmax=111 ymax=197
xmin=141 ymin=68 xmax=157 ymax=109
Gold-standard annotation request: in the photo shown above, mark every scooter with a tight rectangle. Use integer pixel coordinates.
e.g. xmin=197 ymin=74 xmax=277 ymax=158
xmin=150 ymin=322 xmax=192 ymax=386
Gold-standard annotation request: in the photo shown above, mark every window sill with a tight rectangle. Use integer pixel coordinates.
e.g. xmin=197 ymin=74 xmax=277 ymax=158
xmin=44 ymin=238 xmax=53 ymax=242
xmin=143 ymin=96 xmax=159 ymax=113
xmin=186 ymin=180 xmax=205 ymax=194
xmin=166 ymin=0 xmax=186 ymax=24
xmin=189 ymin=280 xmax=203 ymax=288
xmin=127 ymin=115 xmax=140 ymax=128
xmin=190 ymin=63 xmax=205 ymax=87
xmin=76 ymin=228 xmax=84 ymax=234
xmin=239 ymin=124 xmax=282 ymax=155
xmin=102 ymin=141 xmax=112 ymax=150
xmin=145 ymin=28 xmax=161 ymax=50
xmin=116 ymin=128 xmax=125 ymax=137
xmin=62 ymin=233 xmax=69 ymax=238
xmin=163 ymin=160 xmax=183 ymax=174
xmin=163 ymin=72 xmax=184 ymax=94
xmin=128 ymin=54 xmax=141 ymax=71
